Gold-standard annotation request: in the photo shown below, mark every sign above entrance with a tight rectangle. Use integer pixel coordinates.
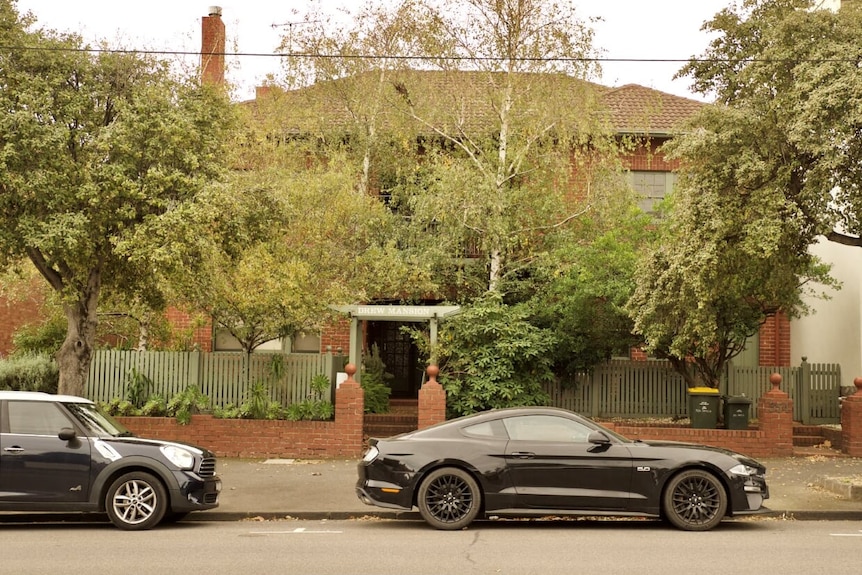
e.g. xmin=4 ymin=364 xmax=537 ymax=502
xmin=332 ymin=305 xmax=462 ymax=322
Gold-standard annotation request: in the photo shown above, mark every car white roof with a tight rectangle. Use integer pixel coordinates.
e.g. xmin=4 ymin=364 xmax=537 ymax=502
xmin=0 ymin=391 xmax=93 ymax=403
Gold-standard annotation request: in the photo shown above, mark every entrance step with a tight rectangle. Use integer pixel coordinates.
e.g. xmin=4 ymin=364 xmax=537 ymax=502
xmin=792 ymin=424 xmax=836 ymax=448
xmin=364 ymin=411 xmax=418 ymax=440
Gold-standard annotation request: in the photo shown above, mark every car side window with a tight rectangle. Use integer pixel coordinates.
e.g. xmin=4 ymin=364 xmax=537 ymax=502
xmin=463 ymin=419 xmax=507 ymax=438
xmin=502 ymin=415 xmax=594 ymax=443
xmin=7 ymin=401 xmax=74 ymax=436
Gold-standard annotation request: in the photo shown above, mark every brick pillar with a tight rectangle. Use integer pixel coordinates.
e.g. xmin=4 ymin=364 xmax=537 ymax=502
xmin=334 ymin=363 xmax=364 ymax=456
xmin=841 ymin=377 xmax=862 ymax=457
xmin=757 ymin=373 xmax=794 ymax=456
xmin=418 ymin=365 xmax=446 ymax=429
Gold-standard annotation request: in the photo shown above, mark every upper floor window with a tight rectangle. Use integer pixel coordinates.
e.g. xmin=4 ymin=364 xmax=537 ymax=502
xmin=630 ymin=170 xmax=675 ymax=214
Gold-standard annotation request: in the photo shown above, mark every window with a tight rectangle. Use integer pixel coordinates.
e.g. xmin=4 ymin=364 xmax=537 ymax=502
xmin=502 ymin=415 xmax=594 ymax=443
xmin=213 ymin=329 xmax=320 ymax=353
xmin=7 ymin=401 xmax=74 ymax=436
xmin=630 ymin=170 xmax=675 ymax=214
xmin=463 ymin=419 xmax=507 ymax=438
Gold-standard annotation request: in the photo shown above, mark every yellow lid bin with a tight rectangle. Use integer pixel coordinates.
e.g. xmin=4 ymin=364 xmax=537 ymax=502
xmin=687 ymin=387 xmax=720 ymax=428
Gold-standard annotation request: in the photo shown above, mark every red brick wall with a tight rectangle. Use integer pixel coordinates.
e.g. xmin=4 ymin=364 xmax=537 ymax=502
xmin=321 ymin=318 xmax=351 ymax=354
xmin=117 ymin=366 xmax=366 ymax=458
xmin=758 ymin=312 xmax=791 ymax=366
xmin=164 ymin=307 xmax=213 ymax=352
xmin=841 ymin=379 xmax=862 ymax=456
xmin=620 ymin=138 xmax=680 ymax=171
xmin=0 ymin=281 xmax=47 ymax=356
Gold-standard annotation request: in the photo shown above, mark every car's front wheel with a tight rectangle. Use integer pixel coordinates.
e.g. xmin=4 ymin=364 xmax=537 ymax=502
xmin=662 ymin=469 xmax=727 ymax=531
xmin=417 ymin=467 xmax=481 ymax=530
xmin=105 ymin=471 xmax=168 ymax=530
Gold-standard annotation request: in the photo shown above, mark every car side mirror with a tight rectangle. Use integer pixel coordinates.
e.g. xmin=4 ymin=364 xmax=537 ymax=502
xmin=58 ymin=427 xmax=77 ymax=441
xmin=588 ymin=430 xmax=611 ymax=445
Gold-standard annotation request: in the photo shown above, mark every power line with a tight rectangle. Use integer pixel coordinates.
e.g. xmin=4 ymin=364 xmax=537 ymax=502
xmin=0 ymin=44 xmax=859 ymax=65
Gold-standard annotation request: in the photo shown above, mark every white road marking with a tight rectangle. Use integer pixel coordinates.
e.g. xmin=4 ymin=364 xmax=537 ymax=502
xmin=251 ymin=528 xmax=343 ymax=534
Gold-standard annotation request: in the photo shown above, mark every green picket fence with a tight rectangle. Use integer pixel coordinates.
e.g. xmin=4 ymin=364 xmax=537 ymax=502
xmin=545 ymin=359 xmax=842 ymax=424
xmin=87 ymin=350 xmax=347 ymax=409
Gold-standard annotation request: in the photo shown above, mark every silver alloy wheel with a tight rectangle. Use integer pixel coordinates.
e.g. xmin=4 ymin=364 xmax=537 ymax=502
xmin=105 ymin=472 xmax=168 ymax=530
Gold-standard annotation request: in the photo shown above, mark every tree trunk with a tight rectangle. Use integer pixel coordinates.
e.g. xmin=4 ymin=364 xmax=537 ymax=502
xmin=55 ymin=288 xmax=100 ymax=397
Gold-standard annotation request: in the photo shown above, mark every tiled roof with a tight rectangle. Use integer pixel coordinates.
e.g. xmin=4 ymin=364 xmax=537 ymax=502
xmin=249 ymin=70 xmax=704 ymax=137
xmin=599 ymin=84 xmax=705 ymax=135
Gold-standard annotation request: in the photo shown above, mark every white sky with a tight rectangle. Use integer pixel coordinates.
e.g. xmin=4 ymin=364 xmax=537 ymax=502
xmin=15 ymin=0 xmax=732 ymax=102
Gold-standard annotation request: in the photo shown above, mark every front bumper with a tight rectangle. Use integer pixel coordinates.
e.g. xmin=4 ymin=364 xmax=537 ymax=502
xmin=728 ymin=471 xmax=769 ymax=515
xmin=170 ymin=471 xmax=221 ymax=512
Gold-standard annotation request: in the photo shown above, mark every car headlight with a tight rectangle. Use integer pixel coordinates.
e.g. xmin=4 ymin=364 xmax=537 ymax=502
xmin=362 ymin=446 xmax=379 ymax=463
xmin=729 ymin=463 xmax=759 ymax=476
xmin=160 ymin=445 xmax=195 ymax=470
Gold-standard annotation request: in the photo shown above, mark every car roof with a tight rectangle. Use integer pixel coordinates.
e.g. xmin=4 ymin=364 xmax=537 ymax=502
xmin=0 ymin=390 xmax=94 ymax=404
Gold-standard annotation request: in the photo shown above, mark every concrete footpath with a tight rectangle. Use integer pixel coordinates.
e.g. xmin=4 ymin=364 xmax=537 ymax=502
xmin=203 ymin=448 xmax=862 ymax=523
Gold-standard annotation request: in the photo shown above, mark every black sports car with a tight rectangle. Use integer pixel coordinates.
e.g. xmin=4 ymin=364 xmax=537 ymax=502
xmin=356 ymin=406 xmax=768 ymax=531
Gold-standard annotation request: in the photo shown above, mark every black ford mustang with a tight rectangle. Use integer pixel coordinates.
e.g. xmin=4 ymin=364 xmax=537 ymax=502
xmin=356 ymin=406 xmax=768 ymax=531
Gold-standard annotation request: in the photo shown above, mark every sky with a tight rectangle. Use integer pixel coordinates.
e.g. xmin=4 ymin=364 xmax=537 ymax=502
xmin=15 ymin=0 xmax=733 ymax=102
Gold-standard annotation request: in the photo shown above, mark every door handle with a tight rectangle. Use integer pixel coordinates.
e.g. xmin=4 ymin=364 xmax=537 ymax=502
xmin=510 ymin=451 xmax=535 ymax=459
xmin=3 ymin=446 xmax=24 ymax=453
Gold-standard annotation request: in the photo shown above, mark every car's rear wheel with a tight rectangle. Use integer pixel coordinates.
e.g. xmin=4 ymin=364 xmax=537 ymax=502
xmin=662 ymin=469 xmax=727 ymax=531
xmin=417 ymin=467 xmax=481 ymax=530
xmin=105 ymin=471 xmax=168 ymax=530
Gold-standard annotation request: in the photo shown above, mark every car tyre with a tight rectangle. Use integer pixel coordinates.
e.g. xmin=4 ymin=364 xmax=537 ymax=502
xmin=662 ymin=469 xmax=727 ymax=531
xmin=417 ymin=467 xmax=481 ymax=530
xmin=105 ymin=471 xmax=168 ymax=530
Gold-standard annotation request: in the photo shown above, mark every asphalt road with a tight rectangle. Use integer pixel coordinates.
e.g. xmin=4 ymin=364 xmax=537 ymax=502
xmin=3 ymin=517 xmax=861 ymax=575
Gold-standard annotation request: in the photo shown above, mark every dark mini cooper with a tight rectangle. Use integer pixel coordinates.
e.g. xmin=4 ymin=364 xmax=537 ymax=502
xmin=0 ymin=391 xmax=220 ymax=530
xmin=357 ymin=406 xmax=769 ymax=531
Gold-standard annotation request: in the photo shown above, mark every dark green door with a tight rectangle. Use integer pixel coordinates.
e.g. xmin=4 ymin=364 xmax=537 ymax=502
xmin=367 ymin=321 xmax=420 ymax=398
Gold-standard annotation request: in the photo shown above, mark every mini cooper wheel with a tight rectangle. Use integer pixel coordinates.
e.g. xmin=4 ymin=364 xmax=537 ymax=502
xmin=417 ymin=467 xmax=482 ymax=530
xmin=662 ymin=469 xmax=727 ymax=531
xmin=105 ymin=471 xmax=168 ymax=530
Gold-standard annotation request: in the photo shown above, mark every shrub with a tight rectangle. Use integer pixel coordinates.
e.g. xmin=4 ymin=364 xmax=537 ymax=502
xmin=166 ymin=385 xmax=209 ymax=425
xmin=0 ymin=352 xmax=59 ymax=393
xmin=286 ymin=374 xmax=334 ymax=421
xmin=360 ymin=344 xmax=392 ymax=414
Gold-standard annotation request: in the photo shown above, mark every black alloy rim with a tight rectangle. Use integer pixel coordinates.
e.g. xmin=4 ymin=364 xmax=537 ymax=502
xmin=671 ymin=475 xmax=721 ymax=525
xmin=424 ymin=474 xmax=475 ymax=524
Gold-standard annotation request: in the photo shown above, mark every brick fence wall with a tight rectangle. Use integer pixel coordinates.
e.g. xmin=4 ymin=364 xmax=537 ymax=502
xmin=115 ymin=370 xmax=812 ymax=460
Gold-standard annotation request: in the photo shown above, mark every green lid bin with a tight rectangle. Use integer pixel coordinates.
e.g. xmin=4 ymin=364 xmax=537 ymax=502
xmin=723 ymin=396 xmax=752 ymax=430
xmin=687 ymin=387 xmax=720 ymax=429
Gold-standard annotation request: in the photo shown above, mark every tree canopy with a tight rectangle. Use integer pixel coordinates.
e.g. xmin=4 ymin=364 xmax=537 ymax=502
xmin=678 ymin=0 xmax=862 ymax=248
xmin=625 ymin=0 xmax=857 ymax=387
xmin=0 ymin=1 xmax=234 ymax=394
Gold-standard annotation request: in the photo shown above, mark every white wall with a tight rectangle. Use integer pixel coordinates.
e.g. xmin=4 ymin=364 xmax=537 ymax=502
xmin=791 ymin=238 xmax=862 ymax=384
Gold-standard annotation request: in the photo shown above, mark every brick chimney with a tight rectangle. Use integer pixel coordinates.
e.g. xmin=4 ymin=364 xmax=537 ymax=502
xmin=201 ymin=6 xmax=225 ymax=86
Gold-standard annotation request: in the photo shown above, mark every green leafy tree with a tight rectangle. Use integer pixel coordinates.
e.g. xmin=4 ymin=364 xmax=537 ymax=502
xmin=627 ymin=170 xmax=835 ymax=388
xmin=281 ymin=0 xmax=620 ymax=295
xmin=678 ymin=0 xmax=862 ymax=248
xmin=627 ymin=0 xmax=855 ymax=388
xmin=388 ymin=0 xmax=615 ymax=293
xmin=531 ymin=216 xmax=651 ymax=378
xmin=0 ymin=2 xmax=234 ymax=395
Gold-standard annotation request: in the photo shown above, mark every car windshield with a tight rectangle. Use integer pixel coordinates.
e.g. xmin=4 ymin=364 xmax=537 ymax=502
xmin=65 ymin=402 xmax=134 ymax=437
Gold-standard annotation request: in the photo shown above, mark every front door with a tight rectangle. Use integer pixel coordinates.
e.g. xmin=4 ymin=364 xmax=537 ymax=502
xmin=367 ymin=321 xmax=421 ymax=398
